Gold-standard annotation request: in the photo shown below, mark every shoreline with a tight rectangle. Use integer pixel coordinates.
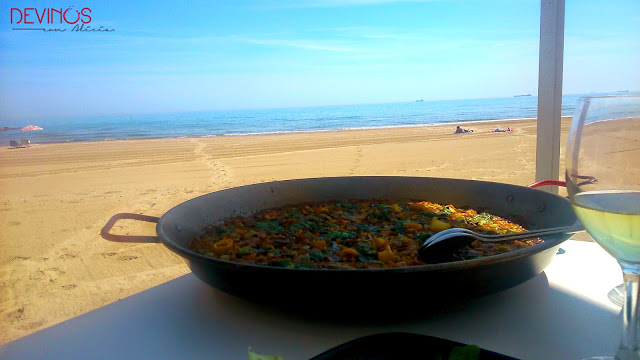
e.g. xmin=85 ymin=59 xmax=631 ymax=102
xmin=0 ymin=116 xmax=577 ymax=344
xmin=216 ymin=117 xmax=541 ymax=137
xmin=2 ymin=117 xmax=549 ymax=147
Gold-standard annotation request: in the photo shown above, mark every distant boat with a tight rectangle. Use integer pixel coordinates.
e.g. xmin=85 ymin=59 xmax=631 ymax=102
xmin=514 ymin=94 xmax=532 ymax=97
xmin=20 ymin=125 xmax=43 ymax=131
xmin=416 ymin=99 xmax=424 ymax=102
xmin=617 ymin=90 xmax=629 ymax=93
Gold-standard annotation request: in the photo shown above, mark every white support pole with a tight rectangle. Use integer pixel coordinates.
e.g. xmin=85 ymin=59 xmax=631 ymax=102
xmin=536 ymin=0 xmax=565 ymax=194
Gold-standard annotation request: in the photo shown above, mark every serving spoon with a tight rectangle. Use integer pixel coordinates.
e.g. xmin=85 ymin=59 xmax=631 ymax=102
xmin=417 ymin=224 xmax=584 ymax=261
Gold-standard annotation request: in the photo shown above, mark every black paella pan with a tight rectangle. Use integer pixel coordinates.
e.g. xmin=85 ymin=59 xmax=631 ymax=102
xmin=101 ymin=176 xmax=578 ymax=311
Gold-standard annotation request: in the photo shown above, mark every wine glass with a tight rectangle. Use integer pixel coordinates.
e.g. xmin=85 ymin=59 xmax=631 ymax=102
xmin=565 ymin=94 xmax=640 ymax=360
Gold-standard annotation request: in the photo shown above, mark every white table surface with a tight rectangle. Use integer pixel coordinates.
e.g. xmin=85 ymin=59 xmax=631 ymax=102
xmin=0 ymin=240 xmax=624 ymax=360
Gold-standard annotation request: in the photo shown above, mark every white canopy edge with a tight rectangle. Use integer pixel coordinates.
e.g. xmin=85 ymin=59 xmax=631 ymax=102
xmin=536 ymin=0 xmax=565 ymax=194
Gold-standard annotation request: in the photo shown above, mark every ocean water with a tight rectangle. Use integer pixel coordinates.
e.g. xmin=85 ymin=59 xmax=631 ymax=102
xmin=0 ymin=93 xmax=630 ymax=145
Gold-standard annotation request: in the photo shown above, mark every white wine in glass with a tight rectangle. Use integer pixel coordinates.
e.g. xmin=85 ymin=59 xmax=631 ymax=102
xmin=566 ymin=95 xmax=640 ymax=360
xmin=571 ymin=191 xmax=640 ymax=261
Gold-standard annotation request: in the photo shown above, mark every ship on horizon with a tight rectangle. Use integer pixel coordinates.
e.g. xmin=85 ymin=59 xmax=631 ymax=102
xmin=514 ymin=93 xmax=532 ymax=97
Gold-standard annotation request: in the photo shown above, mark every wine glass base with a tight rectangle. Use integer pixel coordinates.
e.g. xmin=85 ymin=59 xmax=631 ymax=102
xmin=608 ymin=283 xmax=625 ymax=307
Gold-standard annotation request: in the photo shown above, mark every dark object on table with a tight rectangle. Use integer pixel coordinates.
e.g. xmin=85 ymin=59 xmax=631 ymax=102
xmin=310 ymin=332 xmax=519 ymax=360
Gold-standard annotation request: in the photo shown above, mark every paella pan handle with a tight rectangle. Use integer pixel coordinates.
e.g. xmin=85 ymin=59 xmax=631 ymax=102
xmin=100 ymin=213 xmax=161 ymax=243
xmin=527 ymin=180 xmax=566 ymax=188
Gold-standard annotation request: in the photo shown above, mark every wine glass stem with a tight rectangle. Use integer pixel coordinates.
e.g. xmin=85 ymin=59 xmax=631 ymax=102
xmin=617 ymin=262 xmax=640 ymax=360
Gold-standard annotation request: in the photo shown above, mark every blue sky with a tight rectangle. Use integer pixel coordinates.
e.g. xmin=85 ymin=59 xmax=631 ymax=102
xmin=1 ymin=0 xmax=638 ymax=121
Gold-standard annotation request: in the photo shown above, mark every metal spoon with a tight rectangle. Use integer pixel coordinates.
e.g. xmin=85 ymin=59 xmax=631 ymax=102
xmin=418 ymin=223 xmax=584 ymax=261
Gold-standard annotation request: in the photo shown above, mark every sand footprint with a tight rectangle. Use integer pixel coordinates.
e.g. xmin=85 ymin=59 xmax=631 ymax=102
xmin=31 ymin=268 xmax=65 ymax=283
xmin=190 ymin=138 xmax=232 ymax=187
xmin=11 ymin=256 xmax=31 ymax=261
xmin=348 ymin=146 xmax=363 ymax=175
xmin=512 ymin=133 xmax=536 ymax=172
xmin=58 ymin=253 xmax=78 ymax=260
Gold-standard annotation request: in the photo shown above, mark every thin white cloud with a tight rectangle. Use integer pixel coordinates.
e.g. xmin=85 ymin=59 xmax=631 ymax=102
xmin=252 ymin=0 xmax=442 ymax=9
xmin=236 ymin=36 xmax=368 ymax=53
xmin=308 ymin=25 xmax=537 ymax=43
xmin=300 ymin=0 xmax=438 ymax=5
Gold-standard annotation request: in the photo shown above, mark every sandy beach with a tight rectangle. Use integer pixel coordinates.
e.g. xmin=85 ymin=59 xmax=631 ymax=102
xmin=0 ymin=117 xmax=580 ymax=344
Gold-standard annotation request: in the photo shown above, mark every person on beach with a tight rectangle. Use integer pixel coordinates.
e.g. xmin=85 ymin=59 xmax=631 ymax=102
xmin=454 ymin=126 xmax=473 ymax=134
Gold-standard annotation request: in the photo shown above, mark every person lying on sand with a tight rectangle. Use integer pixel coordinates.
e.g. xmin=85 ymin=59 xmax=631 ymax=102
xmin=454 ymin=126 xmax=473 ymax=134
xmin=492 ymin=127 xmax=513 ymax=133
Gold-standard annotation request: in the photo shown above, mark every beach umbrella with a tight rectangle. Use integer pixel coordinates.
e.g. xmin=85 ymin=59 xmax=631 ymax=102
xmin=20 ymin=125 xmax=43 ymax=131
